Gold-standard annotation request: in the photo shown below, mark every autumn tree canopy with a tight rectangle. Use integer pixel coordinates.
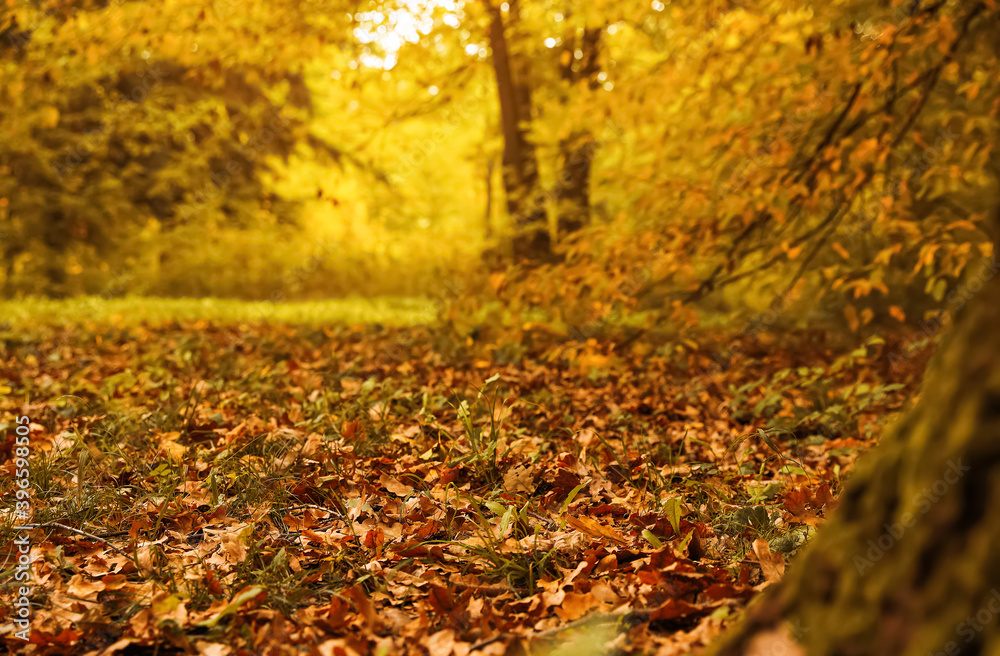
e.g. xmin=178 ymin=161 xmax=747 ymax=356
xmin=2 ymin=0 xmax=995 ymax=332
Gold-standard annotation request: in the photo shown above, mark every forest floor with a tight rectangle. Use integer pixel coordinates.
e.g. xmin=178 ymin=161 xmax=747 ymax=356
xmin=0 ymin=305 xmax=933 ymax=655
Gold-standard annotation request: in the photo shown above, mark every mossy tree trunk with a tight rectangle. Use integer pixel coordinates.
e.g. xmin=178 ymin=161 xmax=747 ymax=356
xmin=712 ymin=251 xmax=1000 ymax=656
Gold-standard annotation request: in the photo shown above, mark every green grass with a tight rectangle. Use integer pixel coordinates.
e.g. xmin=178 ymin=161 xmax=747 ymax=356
xmin=0 ymin=295 xmax=438 ymax=327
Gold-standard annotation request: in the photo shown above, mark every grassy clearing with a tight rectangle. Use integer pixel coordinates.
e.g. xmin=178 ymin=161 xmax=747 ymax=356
xmin=0 ymin=295 xmax=438 ymax=328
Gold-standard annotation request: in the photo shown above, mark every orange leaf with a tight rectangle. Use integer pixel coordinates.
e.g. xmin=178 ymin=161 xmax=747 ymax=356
xmin=489 ymin=272 xmax=506 ymax=292
xmin=39 ymin=106 xmax=60 ymax=128
xmin=844 ymin=305 xmax=860 ymax=332
xmin=565 ymin=515 xmax=627 ymax=544
xmin=832 ymin=242 xmax=850 ymax=260
xmin=342 ymin=420 xmax=360 ymax=440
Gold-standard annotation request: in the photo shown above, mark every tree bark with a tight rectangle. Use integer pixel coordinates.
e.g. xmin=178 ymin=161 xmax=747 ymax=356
xmin=486 ymin=0 xmax=550 ymax=260
xmin=485 ymin=155 xmax=494 ymax=240
xmin=555 ymin=133 xmax=595 ymax=237
xmin=711 ymin=247 xmax=1000 ymax=655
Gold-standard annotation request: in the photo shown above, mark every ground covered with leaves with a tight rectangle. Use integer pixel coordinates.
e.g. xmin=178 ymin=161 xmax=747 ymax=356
xmin=0 ymin=318 xmax=932 ymax=655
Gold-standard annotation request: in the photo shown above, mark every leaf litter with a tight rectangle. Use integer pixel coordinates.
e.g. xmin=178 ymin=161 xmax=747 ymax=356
xmin=0 ymin=321 xmax=930 ymax=654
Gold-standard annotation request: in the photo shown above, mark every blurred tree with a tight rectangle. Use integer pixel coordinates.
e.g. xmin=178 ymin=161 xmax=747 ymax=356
xmin=0 ymin=0 xmax=352 ymax=296
xmin=462 ymin=0 xmax=1000 ymax=342
xmin=486 ymin=0 xmax=549 ymax=259
xmin=616 ymin=0 xmax=1000 ymax=323
xmin=4 ymin=0 xmax=998 ymax=315
xmin=366 ymin=0 xmax=614 ymax=261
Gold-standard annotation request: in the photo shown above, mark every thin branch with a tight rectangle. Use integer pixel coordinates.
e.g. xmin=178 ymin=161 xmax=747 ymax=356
xmin=24 ymin=522 xmax=132 ymax=559
xmin=785 ymin=82 xmax=863 ymax=186
xmin=675 ymin=3 xmax=987 ymax=307
xmin=790 ymin=196 xmax=851 ymax=249
xmin=778 ymin=205 xmax=849 ymax=304
xmin=891 ymin=3 xmax=985 ymax=148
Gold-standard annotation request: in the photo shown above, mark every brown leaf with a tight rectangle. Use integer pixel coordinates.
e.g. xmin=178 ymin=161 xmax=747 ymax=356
xmin=752 ymin=538 xmax=786 ymax=585
xmin=502 ymin=462 xmax=536 ymax=494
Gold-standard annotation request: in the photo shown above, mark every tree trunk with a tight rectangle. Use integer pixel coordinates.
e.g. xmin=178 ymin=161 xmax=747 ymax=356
xmin=711 ymin=246 xmax=1000 ymax=655
xmin=555 ymin=134 xmax=595 ymax=237
xmin=485 ymin=155 xmax=494 ymax=240
xmin=555 ymin=26 xmax=601 ymax=239
xmin=486 ymin=1 xmax=550 ymax=261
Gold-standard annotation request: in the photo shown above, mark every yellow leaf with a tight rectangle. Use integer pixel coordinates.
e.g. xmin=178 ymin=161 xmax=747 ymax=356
xmin=40 ymin=106 xmax=60 ymax=128
xmin=920 ymin=245 xmax=940 ymax=268
xmin=944 ymin=220 xmax=977 ymax=232
xmin=874 ymin=244 xmax=901 ymax=265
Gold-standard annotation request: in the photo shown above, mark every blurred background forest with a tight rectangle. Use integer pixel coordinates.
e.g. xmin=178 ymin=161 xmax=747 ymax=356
xmin=3 ymin=4 xmax=1000 ymax=652
xmin=2 ymin=0 xmax=998 ymax=343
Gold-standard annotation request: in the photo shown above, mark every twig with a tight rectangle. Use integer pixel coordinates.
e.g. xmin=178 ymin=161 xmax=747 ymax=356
xmin=23 ymin=522 xmax=132 ymax=559
xmin=785 ymin=82 xmax=863 ymax=187
xmin=778 ymin=204 xmax=848 ymax=304
xmin=279 ymin=504 xmax=338 ymax=514
xmin=891 ymin=4 xmax=984 ymax=149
